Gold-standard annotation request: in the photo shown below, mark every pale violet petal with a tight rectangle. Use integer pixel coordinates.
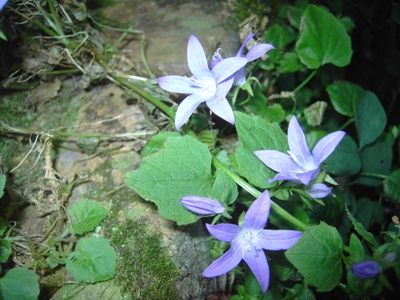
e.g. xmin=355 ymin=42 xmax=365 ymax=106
xmin=233 ymin=67 xmax=246 ymax=87
xmin=187 ymin=35 xmax=213 ymax=81
xmin=288 ymin=116 xmax=316 ymax=170
xmin=351 ymin=261 xmax=381 ymax=279
xmin=236 ymin=33 xmax=256 ymax=57
xmin=312 ymin=131 xmax=346 ymax=165
xmin=180 ymin=196 xmax=225 ymax=214
xmin=212 ymin=57 xmax=248 ymax=84
xmin=245 ymin=44 xmax=275 ymax=61
xmin=243 ymin=247 xmax=270 ymax=293
xmin=268 ymin=172 xmax=298 ymax=184
xmin=295 ymin=168 xmax=320 ymax=185
xmin=206 ymin=98 xmax=235 ymax=124
xmin=158 ymin=75 xmax=200 ymax=94
xmin=202 ymin=241 xmax=243 ymax=277
xmin=307 ymin=183 xmax=332 ymax=198
xmin=205 ymin=223 xmax=241 ymax=242
xmin=254 ymin=150 xmax=300 ymax=173
xmin=175 ymin=94 xmax=205 ymax=130
xmin=243 ymin=189 xmax=271 ymax=230
xmin=257 ymin=229 xmax=302 ymax=251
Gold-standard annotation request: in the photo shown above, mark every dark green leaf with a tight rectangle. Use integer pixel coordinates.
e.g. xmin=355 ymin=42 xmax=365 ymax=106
xmin=345 ymin=206 xmax=379 ymax=249
xmin=0 ymin=268 xmax=40 ymax=300
xmin=285 ymin=222 xmax=343 ymax=292
xmin=66 ymin=237 xmax=117 ymax=283
xmin=0 ymin=239 xmax=12 ymax=263
xmin=326 ymin=81 xmax=363 ymax=117
xmin=278 ymin=52 xmax=305 ymax=73
xmin=349 ymin=233 xmax=365 ymax=261
xmin=211 ymin=170 xmax=238 ymax=205
xmin=355 ymin=91 xmax=387 ymax=149
xmin=355 ymin=197 xmax=374 ymax=229
xmin=383 ymin=169 xmax=400 ymax=202
xmin=295 ymin=5 xmax=352 ymax=69
xmin=235 ymin=112 xmax=288 ymax=188
xmin=264 ymin=24 xmax=296 ymax=48
xmin=0 ymin=174 xmax=5 ymax=199
xmin=125 ymin=135 xmax=214 ymax=225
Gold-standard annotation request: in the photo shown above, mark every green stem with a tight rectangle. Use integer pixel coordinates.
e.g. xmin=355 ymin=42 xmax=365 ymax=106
xmin=292 ymin=69 xmax=318 ymax=94
xmin=359 ymin=172 xmax=387 ymax=180
xmin=339 ymin=118 xmax=354 ymax=131
xmin=212 ymin=156 xmax=307 ymax=231
xmin=140 ymin=36 xmax=156 ymax=79
xmin=47 ymin=0 xmax=65 ymax=37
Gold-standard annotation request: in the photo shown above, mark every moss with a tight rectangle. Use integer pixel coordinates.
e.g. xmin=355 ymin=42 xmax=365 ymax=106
xmin=109 ymin=219 xmax=181 ymax=299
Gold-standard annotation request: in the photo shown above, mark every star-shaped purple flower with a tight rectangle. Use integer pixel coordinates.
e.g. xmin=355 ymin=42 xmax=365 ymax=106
xmin=254 ymin=116 xmax=345 ymax=190
xmin=202 ymin=190 xmax=302 ymax=293
xmin=210 ymin=33 xmax=275 ymax=87
xmin=158 ymin=35 xmax=247 ymax=131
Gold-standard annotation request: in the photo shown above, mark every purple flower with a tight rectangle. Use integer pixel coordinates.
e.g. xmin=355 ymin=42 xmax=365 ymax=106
xmin=211 ymin=33 xmax=275 ymax=87
xmin=202 ymin=190 xmax=302 ymax=293
xmin=0 ymin=0 xmax=8 ymax=11
xmin=254 ymin=116 xmax=345 ymax=186
xmin=180 ymin=196 xmax=225 ymax=215
xmin=351 ymin=260 xmax=381 ymax=279
xmin=307 ymin=183 xmax=332 ymax=199
xmin=158 ymin=35 xmax=247 ymax=131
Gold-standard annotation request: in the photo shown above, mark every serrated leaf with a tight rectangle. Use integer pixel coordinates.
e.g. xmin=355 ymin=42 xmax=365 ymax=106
xmin=235 ymin=112 xmax=288 ymax=188
xmin=0 ymin=174 xmax=5 ymax=199
xmin=295 ymin=5 xmax=352 ymax=69
xmin=68 ymin=199 xmax=108 ymax=235
xmin=66 ymin=236 xmax=117 ymax=283
xmin=355 ymin=91 xmax=387 ymax=149
xmin=383 ymin=169 xmax=400 ymax=202
xmin=325 ymin=135 xmax=361 ymax=176
xmin=355 ymin=141 xmax=392 ymax=186
xmin=211 ymin=169 xmax=238 ymax=205
xmin=0 ymin=268 xmax=40 ymax=300
xmin=326 ymin=81 xmax=363 ymax=117
xmin=345 ymin=206 xmax=379 ymax=249
xmin=141 ymin=132 xmax=181 ymax=157
xmin=349 ymin=233 xmax=364 ymax=261
xmin=125 ymin=135 xmax=214 ymax=225
xmin=285 ymin=222 xmax=342 ymax=292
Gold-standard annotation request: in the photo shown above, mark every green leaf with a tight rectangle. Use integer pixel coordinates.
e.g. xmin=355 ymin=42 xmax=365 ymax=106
xmin=264 ymin=24 xmax=296 ymax=48
xmin=355 ymin=141 xmax=392 ymax=186
xmin=355 ymin=197 xmax=374 ymax=229
xmin=285 ymin=222 xmax=343 ymax=292
xmin=0 ymin=268 xmax=40 ymax=300
xmin=68 ymin=199 xmax=108 ymax=235
xmin=355 ymin=91 xmax=387 ymax=149
xmin=125 ymin=135 xmax=214 ymax=225
xmin=295 ymin=5 xmax=352 ymax=69
xmin=141 ymin=132 xmax=181 ymax=157
xmin=0 ymin=239 xmax=12 ymax=263
xmin=349 ymin=233 xmax=365 ymax=261
xmin=0 ymin=174 xmax=5 ymax=199
xmin=324 ymin=135 xmax=361 ymax=176
xmin=277 ymin=52 xmax=305 ymax=73
xmin=326 ymin=81 xmax=363 ymax=117
xmin=66 ymin=236 xmax=117 ymax=283
xmin=0 ymin=217 xmax=6 ymax=236
xmin=303 ymin=101 xmax=327 ymax=126
xmin=235 ymin=112 xmax=288 ymax=188
xmin=383 ymin=169 xmax=400 ymax=202
xmin=211 ymin=169 xmax=238 ymax=205
xmin=345 ymin=206 xmax=379 ymax=249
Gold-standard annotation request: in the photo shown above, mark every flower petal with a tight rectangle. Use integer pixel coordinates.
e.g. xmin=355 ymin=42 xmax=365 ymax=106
xmin=268 ymin=172 xmax=297 ymax=184
xmin=312 ymin=131 xmax=346 ymax=165
xmin=212 ymin=57 xmax=248 ymax=84
xmin=202 ymin=241 xmax=243 ymax=277
xmin=307 ymin=183 xmax=332 ymax=198
xmin=295 ymin=168 xmax=320 ymax=185
xmin=180 ymin=196 xmax=225 ymax=214
xmin=243 ymin=247 xmax=270 ymax=293
xmin=254 ymin=150 xmax=299 ymax=173
xmin=245 ymin=43 xmax=275 ymax=61
xmin=236 ymin=33 xmax=255 ymax=57
xmin=175 ymin=94 xmax=205 ymax=130
xmin=187 ymin=35 xmax=213 ymax=80
xmin=351 ymin=260 xmax=381 ymax=279
xmin=206 ymin=223 xmax=241 ymax=242
xmin=288 ymin=116 xmax=316 ymax=170
xmin=257 ymin=229 xmax=302 ymax=251
xmin=158 ymin=75 xmax=201 ymax=94
xmin=233 ymin=67 xmax=246 ymax=87
xmin=243 ymin=189 xmax=271 ymax=230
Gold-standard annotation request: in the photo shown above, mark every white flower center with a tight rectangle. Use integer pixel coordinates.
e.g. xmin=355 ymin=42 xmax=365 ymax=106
xmin=287 ymin=150 xmax=317 ymax=172
xmin=236 ymin=228 xmax=262 ymax=258
xmin=192 ymin=77 xmax=217 ymax=98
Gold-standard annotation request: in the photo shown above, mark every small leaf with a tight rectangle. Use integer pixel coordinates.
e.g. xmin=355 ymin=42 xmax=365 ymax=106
xmin=211 ymin=170 xmax=238 ymax=205
xmin=355 ymin=197 xmax=374 ymax=229
xmin=68 ymin=199 xmax=108 ymax=235
xmin=295 ymin=5 xmax=352 ymax=69
xmin=0 ymin=239 xmax=12 ymax=263
xmin=0 ymin=174 xmax=5 ymax=199
xmin=0 ymin=217 xmax=6 ymax=236
xmin=303 ymin=101 xmax=327 ymax=126
xmin=235 ymin=112 xmax=288 ymax=188
xmin=285 ymin=222 xmax=343 ymax=292
xmin=355 ymin=141 xmax=392 ymax=186
xmin=345 ymin=206 xmax=379 ymax=249
xmin=125 ymin=135 xmax=214 ymax=225
xmin=277 ymin=52 xmax=305 ymax=73
xmin=325 ymin=135 xmax=361 ymax=176
xmin=349 ymin=233 xmax=364 ymax=261
xmin=355 ymin=91 xmax=387 ymax=149
xmin=383 ymin=169 xmax=400 ymax=202
xmin=66 ymin=236 xmax=117 ymax=283
xmin=326 ymin=81 xmax=363 ymax=117
xmin=264 ymin=24 xmax=296 ymax=48
xmin=141 ymin=132 xmax=181 ymax=157
xmin=0 ymin=268 xmax=40 ymax=300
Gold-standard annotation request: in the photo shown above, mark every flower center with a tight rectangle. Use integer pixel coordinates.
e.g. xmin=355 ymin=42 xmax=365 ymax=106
xmin=236 ymin=229 xmax=262 ymax=258
xmin=192 ymin=77 xmax=217 ymax=98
